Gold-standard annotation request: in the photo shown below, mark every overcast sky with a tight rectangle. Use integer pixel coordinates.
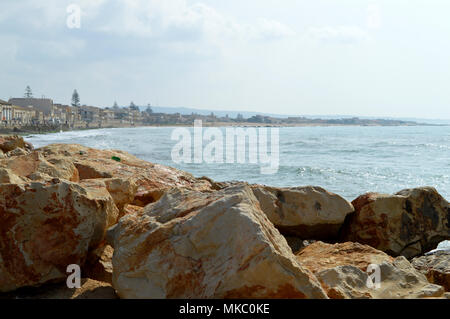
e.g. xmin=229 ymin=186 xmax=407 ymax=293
xmin=1 ymin=0 xmax=450 ymax=119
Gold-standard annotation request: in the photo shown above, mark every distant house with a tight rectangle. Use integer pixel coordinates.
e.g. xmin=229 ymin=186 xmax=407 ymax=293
xmin=0 ymin=99 xmax=13 ymax=123
xmin=78 ymin=105 xmax=101 ymax=123
xmin=9 ymin=98 xmax=55 ymax=117
xmin=12 ymin=105 xmax=35 ymax=124
xmin=101 ymin=108 xmax=116 ymax=122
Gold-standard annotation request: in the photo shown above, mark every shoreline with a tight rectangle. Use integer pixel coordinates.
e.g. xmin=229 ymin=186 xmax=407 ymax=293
xmin=2 ymin=121 xmax=446 ymax=137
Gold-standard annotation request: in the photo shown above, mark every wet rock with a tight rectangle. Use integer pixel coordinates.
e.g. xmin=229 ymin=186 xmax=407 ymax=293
xmin=341 ymin=187 xmax=450 ymax=258
xmin=110 ymin=185 xmax=328 ymax=299
xmin=251 ymin=185 xmax=354 ymax=239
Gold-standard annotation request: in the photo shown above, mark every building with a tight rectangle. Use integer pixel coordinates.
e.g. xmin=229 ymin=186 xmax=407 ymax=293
xmin=101 ymin=108 xmax=116 ymax=122
xmin=9 ymin=97 xmax=55 ymax=117
xmin=0 ymin=99 xmax=13 ymax=123
xmin=12 ymin=105 xmax=35 ymax=124
xmin=78 ymin=105 xmax=101 ymax=123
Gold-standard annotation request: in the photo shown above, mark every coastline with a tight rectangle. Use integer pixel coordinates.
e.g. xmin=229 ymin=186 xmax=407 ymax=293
xmin=1 ymin=121 xmax=445 ymax=136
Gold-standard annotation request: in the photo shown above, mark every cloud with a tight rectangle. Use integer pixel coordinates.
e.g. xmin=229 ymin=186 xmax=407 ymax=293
xmin=94 ymin=0 xmax=295 ymax=43
xmin=307 ymin=26 xmax=370 ymax=44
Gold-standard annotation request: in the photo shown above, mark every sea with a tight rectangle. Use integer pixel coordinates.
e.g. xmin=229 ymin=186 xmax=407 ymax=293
xmin=26 ymin=125 xmax=450 ymax=201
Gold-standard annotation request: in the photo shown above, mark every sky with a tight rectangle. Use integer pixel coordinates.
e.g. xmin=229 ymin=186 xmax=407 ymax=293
xmin=1 ymin=0 xmax=450 ymax=119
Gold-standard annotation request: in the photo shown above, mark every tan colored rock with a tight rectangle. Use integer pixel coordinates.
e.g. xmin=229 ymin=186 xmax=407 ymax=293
xmin=341 ymin=187 xmax=450 ymax=258
xmin=110 ymin=185 xmax=328 ymax=299
xmin=81 ymin=178 xmax=137 ymax=216
xmin=83 ymin=244 xmax=114 ymax=284
xmin=0 ymin=168 xmax=28 ymax=184
xmin=0 ymin=179 xmax=118 ymax=293
xmin=0 ymin=135 xmax=26 ymax=153
xmin=251 ymin=185 xmax=354 ymax=239
xmin=38 ymin=144 xmax=212 ymax=205
xmin=6 ymin=147 xmax=29 ymax=157
xmin=1 ymin=152 xmax=79 ymax=182
xmin=123 ymin=204 xmax=144 ymax=216
xmin=412 ymin=252 xmax=450 ymax=292
xmin=315 ymin=257 xmax=444 ymax=299
xmin=296 ymin=241 xmax=394 ymax=273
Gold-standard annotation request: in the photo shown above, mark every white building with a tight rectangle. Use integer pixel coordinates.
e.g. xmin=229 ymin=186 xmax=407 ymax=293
xmin=0 ymin=99 xmax=13 ymax=123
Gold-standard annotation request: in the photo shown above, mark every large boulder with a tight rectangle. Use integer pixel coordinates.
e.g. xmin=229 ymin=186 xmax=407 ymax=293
xmin=0 ymin=179 xmax=118 ymax=292
xmin=251 ymin=185 xmax=354 ymax=239
xmin=314 ymin=257 xmax=444 ymax=299
xmin=341 ymin=187 xmax=450 ymax=258
xmin=0 ymin=135 xmax=26 ymax=153
xmin=295 ymin=242 xmax=445 ymax=298
xmin=0 ymin=168 xmax=28 ymax=184
xmin=296 ymin=241 xmax=394 ymax=273
xmin=83 ymin=244 xmax=114 ymax=284
xmin=81 ymin=178 xmax=138 ymax=217
xmin=412 ymin=252 xmax=450 ymax=292
xmin=110 ymin=185 xmax=328 ymax=299
xmin=0 ymin=152 xmax=79 ymax=182
xmin=37 ymin=144 xmax=212 ymax=206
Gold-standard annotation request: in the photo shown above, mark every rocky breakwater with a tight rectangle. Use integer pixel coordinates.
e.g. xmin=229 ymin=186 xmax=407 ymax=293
xmin=109 ymin=185 xmax=327 ymax=299
xmin=341 ymin=188 xmax=450 ymax=258
xmin=0 ymin=135 xmax=449 ymax=299
xmin=0 ymin=137 xmax=214 ymax=297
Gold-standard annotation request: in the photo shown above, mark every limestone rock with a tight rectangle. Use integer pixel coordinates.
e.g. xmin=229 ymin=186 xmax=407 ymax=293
xmin=341 ymin=187 xmax=450 ymax=258
xmin=0 ymin=179 xmax=118 ymax=292
xmin=0 ymin=168 xmax=28 ymax=184
xmin=110 ymin=185 xmax=328 ymax=299
xmin=412 ymin=252 xmax=450 ymax=292
xmin=251 ymin=185 xmax=354 ymax=239
xmin=81 ymin=178 xmax=137 ymax=217
xmin=315 ymin=257 xmax=444 ymax=299
xmin=83 ymin=244 xmax=114 ymax=284
xmin=38 ymin=144 xmax=212 ymax=205
xmin=296 ymin=241 xmax=394 ymax=273
xmin=6 ymin=147 xmax=29 ymax=157
xmin=0 ymin=135 xmax=26 ymax=153
xmin=1 ymin=152 xmax=79 ymax=182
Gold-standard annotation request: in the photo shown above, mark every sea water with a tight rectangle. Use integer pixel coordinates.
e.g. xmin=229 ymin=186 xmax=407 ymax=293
xmin=26 ymin=125 xmax=450 ymax=201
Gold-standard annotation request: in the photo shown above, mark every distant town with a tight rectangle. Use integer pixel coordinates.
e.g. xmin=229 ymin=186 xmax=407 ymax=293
xmin=0 ymin=87 xmax=426 ymax=134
